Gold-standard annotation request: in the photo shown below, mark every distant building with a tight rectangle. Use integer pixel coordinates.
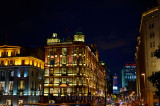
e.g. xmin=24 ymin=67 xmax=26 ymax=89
xmin=107 ymin=70 xmax=113 ymax=95
xmin=0 ymin=45 xmax=44 ymax=105
xmin=113 ymin=74 xmax=118 ymax=94
xmin=42 ymin=33 xmax=107 ymax=104
xmin=122 ymin=63 xmax=136 ymax=88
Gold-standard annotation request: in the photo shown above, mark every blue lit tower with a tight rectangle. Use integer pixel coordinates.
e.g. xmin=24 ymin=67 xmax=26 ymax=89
xmin=113 ymin=74 xmax=118 ymax=94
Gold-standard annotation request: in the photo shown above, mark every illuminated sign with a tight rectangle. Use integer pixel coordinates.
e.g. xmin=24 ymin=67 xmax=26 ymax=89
xmin=113 ymin=86 xmax=118 ymax=90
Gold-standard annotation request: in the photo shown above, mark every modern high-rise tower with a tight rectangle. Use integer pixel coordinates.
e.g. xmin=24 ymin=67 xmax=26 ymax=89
xmin=122 ymin=63 xmax=136 ymax=88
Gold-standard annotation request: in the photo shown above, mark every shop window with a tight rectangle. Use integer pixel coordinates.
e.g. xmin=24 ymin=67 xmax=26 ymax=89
xmin=6 ymin=100 xmax=11 ymax=105
xmin=18 ymin=100 xmax=23 ymax=105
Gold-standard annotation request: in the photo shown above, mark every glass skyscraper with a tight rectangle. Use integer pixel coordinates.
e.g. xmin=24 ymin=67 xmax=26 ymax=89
xmin=122 ymin=63 xmax=136 ymax=87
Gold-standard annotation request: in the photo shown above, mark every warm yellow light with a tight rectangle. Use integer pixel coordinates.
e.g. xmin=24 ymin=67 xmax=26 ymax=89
xmin=141 ymin=73 xmax=145 ymax=76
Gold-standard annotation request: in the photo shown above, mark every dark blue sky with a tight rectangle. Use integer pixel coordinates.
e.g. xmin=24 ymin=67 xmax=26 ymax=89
xmin=0 ymin=0 xmax=157 ymax=87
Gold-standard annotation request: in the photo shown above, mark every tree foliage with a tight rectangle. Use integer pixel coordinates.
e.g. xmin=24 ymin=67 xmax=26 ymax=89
xmin=148 ymin=71 xmax=160 ymax=98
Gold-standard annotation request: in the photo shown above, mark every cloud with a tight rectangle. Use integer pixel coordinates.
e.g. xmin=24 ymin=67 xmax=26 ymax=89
xmin=91 ymin=32 xmax=135 ymax=50
xmin=16 ymin=20 xmax=34 ymax=32
xmin=98 ymin=39 xmax=127 ymax=50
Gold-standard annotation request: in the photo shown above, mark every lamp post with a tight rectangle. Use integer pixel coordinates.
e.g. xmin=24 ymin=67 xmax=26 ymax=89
xmin=141 ymin=73 xmax=145 ymax=84
xmin=141 ymin=73 xmax=145 ymax=105
xmin=87 ymin=77 xmax=90 ymax=104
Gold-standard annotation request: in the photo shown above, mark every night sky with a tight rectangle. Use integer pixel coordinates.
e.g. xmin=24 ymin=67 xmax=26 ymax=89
xmin=0 ymin=0 xmax=158 ymax=87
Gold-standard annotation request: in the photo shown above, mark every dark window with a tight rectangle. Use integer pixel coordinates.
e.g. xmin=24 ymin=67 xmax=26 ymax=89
xmin=150 ymin=33 xmax=155 ymax=38
xmin=11 ymin=71 xmax=14 ymax=77
xmin=150 ymin=43 xmax=152 ymax=48
xmin=1 ymin=61 xmax=4 ymax=66
xmin=21 ymin=70 xmax=24 ymax=77
xmin=10 ymin=60 xmax=13 ymax=65
xmin=36 ymin=71 xmax=38 ymax=77
xmin=1 ymin=71 xmax=5 ymax=77
xmin=153 ymin=42 xmax=155 ymax=47
xmin=150 ymin=33 xmax=152 ymax=38
xmin=152 ymin=24 xmax=154 ymax=28
xmin=31 ymin=71 xmax=34 ymax=76
xmin=149 ymin=24 xmax=151 ymax=29
xmin=151 ymin=52 xmax=154 ymax=57
xmin=32 ymin=61 xmax=34 ymax=66
xmin=22 ymin=60 xmax=25 ymax=65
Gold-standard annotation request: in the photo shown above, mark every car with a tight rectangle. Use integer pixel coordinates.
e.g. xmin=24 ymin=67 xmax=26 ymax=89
xmin=120 ymin=102 xmax=127 ymax=106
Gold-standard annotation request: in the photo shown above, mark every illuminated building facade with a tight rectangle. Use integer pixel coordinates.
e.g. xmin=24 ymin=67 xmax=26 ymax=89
xmin=135 ymin=3 xmax=160 ymax=105
xmin=43 ymin=32 xmax=107 ymax=103
xmin=113 ymin=74 xmax=118 ymax=94
xmin=0 ymin=45 xmax=44 ymax=105
xmin=122 ymin=63 xmax=136 ymax=87
xmin=107 ymin=69 xmax=113 ymax=95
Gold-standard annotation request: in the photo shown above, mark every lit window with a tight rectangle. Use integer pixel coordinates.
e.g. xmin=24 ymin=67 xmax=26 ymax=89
xmin=19 ymin=80 xmax=24 ymax=90
xmin=18 ymin=100 xmax=23 ymax=105
xmin=9 ymin=81 xmax=13 ymax=91
xmin=62 ymin=68 xmax=66 ymax=74
xmin=0 ymin=81 xmax=5 ymax=89
xmin=62 ymin=78 xmax=67 ymax=83
xmin=6 ymin=100 xmax=11 ymax=105
xmin=62 ymin=58 xmax=66 ymax=65
xmin=62 ymin=48 xmax=67 ymax=55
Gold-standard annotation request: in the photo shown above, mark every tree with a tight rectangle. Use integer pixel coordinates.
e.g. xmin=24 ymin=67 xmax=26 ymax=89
xmin=148 ymin=71 xmax=160 ymax=105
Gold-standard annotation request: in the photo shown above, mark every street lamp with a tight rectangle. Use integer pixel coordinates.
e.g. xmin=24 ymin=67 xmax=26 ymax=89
xmin=141 ymin=73 xmax=145 ymax=84
xmin=87 ymin=77 xmax=90 ymax=104
xmin=141 ymin=73 xmax=145 ymax=105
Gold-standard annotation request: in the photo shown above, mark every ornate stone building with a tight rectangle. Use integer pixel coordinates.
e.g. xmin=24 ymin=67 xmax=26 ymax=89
xmin=43 ymin=33 xmax=107 ymax=104
xmin=0 ymin=45 xmax=44 ymax=105
xmin=136 ymin=2 xmax=160 ymax=105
